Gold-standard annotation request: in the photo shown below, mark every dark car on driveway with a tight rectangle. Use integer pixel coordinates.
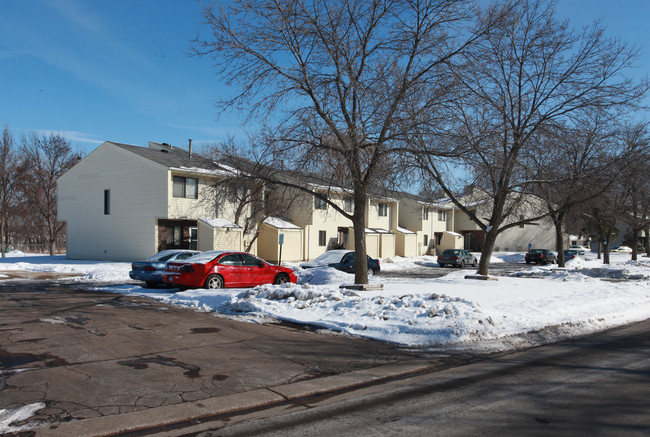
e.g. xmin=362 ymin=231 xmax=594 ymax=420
xmin=129 ymin=249 xmax=201 ymax=287
xmin=563 ymin=249 xmax=585 ymax=261
xmin=163 ymin=250 xmax=297 ymax=289
xmin=437 ymin=249 xmax=477 ymax=268
xmin=300 ymin=250 xmax=381 ymax=276
xmin=525 ymin=249 xmax=557 ymax=265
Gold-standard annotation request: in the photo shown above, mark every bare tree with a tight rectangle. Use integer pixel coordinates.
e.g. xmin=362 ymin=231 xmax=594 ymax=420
xmin=21 ymin=132 xmax=78 ymax=255
xmin=0 ymin=126 xmax=21 ymax=257
xmin=618 ymin=122 xmax=650 ymax=260
xmin=192 ymin=0 xmax=493 ymax=284
xmin=412 ymin=0 xmax=647 ymax=275
xmin=529 ymin=118 xmax=625 ymax=266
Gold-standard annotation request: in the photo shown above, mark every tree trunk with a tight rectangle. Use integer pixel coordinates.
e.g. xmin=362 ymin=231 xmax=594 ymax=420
xmin=477 ymin=229 xmax=498 ymax=276
xmin=631 ymin=226 xmax=640 ymax=261
xmin=645 ymin=226 xmax=650 ymax=257
xmin=0 ymin=215 xmax=5 ymax=258
xmin=352 ymin=187 xmax=368 ymax=285
xmin=553 ymin=211 xmax=566 ymax=267
xmin=603 ymin=233 xmax=611 ymax=265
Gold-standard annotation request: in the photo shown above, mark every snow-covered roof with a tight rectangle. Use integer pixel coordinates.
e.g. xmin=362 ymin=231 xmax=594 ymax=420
xmin=264 ymin=217 xmax=301 ymax=229
xmin=199 ymin=218 xmax=240 ymax=228
xmin=396 ymin=226 xmax=415 ymax=234
xmin=366 ymin=228 xmax=391 ymax=234
xmin=445 ymin=231 xmax=463 ymax=237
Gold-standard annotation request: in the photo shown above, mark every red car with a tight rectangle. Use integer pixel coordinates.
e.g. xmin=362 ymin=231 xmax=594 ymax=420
xmin=162 ymin=250 xmax=297 ymax=289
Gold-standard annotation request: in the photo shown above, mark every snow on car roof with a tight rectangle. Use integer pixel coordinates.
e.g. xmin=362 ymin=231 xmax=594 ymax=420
xmin=301 ymin=250 xmax=350 ymax=267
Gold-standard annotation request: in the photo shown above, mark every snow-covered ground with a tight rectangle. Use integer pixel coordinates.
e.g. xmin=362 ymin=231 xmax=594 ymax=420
xmin=1 ymin=250 xmax=649 ymax=352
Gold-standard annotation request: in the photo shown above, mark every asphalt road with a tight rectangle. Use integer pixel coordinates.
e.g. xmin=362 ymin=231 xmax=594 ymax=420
xmin=186 ymin=319 xmax=650 ymax=437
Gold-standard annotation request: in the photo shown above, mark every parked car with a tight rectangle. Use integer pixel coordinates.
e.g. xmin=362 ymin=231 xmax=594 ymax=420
xmin=437 ymin=249 xmax=477 ymax=268
xmin=563 ymin=249 xmax=585 ymax=261
xmin=525 ymin=249 xmax=557 ymax=265
xmin=610 ymin=246 xmax=633 ymax=253
xmin=300 ymin=250 xmax=381 ymax=276
xmin=569 ymin=244 xmax=590 ymax=252
xmin=129 ymin=249 xmax=201 ymax=287
xmin=162 ymin=250 xmax=297 ymax=289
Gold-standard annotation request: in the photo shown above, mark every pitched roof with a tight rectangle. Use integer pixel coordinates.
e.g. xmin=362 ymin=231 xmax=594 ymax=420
xmin=109 ymin=141 xmax=220 ymax=171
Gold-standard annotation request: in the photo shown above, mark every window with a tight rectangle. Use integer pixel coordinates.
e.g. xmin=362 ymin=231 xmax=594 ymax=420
xmin=378 ymin=202 xmax=388 ymax=217
xmin=228 ymin=184 xmax=245 ymax=203
xmin=314 ymin=196 xmax=327 ymax=210
xmin=423 ymin=234 xmax=429 ymax=246
xmin=219 ymin=254 xmax=243 ymax=266
xmin=344 ymin=197 xmax=354 ymax=213
xmin=423 ymin=207 xmax=429 ymax=220
xmin=438 ymin=210 xmax=446 ymax=221
xmin=166 ymin=226 xmax=182 ymax=247
xmin=104 ymin=190 xmax=110 ymax=215
xmin=435 ymin=232 xmax=443 ymax=245
xmin=242 ymin=254 xmax=264 ymax=267
xmin=173 ymin=176 xmax=198 ymax=199
xmin=318 ymin=230 xmax=327 ymax=246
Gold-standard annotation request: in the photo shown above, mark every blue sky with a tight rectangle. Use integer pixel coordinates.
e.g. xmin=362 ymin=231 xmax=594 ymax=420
xmin=1 ymin=0 xmax=649 ymax=155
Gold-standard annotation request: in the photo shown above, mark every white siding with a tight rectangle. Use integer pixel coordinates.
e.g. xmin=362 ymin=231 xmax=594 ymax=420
xmin=58 ymin=142 xmax=168 ymax=261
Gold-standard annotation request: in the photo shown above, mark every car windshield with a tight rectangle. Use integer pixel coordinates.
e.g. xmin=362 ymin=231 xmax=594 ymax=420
xmin=529 ymin=249 xmax=544 ymax=254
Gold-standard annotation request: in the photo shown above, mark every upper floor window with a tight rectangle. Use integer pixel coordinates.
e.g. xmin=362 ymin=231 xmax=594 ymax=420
xmin=314 ymin=196 xmax=327 ymax=210
xmin=422 ymin=207 xmax=429 ymax=220
xmin=173 ymin=176 xmax=198 ymax=199
xmin=438 ymin=210 xmax=447 ymax=221
xmin=344 ymin=197 xmax=354 ymax=213
xmin=378 ymin=202 xmax=388 ymax=217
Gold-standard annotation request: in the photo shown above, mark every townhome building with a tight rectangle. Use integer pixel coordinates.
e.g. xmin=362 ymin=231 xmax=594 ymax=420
xmin=447 ymin=186 xmax=567 ymax=252
xmin=260 ymin=181 xmax=399 ymax=262
xmin=58 ymin=142 xmax=564 ymax=262
xmin=57 ymin=141 xmax=255 ymax=261
xmin=392 ymin=191 xmax=462 ymax=256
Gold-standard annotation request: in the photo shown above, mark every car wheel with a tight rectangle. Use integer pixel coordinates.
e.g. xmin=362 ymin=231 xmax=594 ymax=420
xmin=273 ymin=273 xmax=290 ymax=284
xmin=472 ymin=259 xmax=477 ymax=267
xmin=204 ymin=274 xmax=224 ymax=289
xmin=439 ymin=263 xmax=445 ymax=268
xmin=460 ymin=260 xmax=466 ymax=268
xmin=368 ymin=268 xmax=376 ymax=277
xmin=526 ymin=260 xmax=531 ymax=264
xmin=143 ymin=281 xmax=157 ymax=288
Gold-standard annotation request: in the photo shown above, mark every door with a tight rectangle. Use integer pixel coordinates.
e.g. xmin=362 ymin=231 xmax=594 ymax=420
xmin=215 ymin=253 xmax=245 ymax=287
xmin=240 ymin=253 xmax=273 ymax=286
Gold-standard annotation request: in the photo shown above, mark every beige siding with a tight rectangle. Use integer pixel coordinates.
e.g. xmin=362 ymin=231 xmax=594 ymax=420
xmin=197 ymin=220 xmax=243 ymax=251
xmin=58 ymin=142 xmax=168 ymax=261
xmin=395 ymin=231 xmax=418 ymax=257
xmin=257 ymin=224 xmax=303 ymax=264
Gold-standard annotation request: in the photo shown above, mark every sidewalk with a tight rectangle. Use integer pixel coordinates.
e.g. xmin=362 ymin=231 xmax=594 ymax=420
xmin=0 ymin=279 xmax=451 ymax=436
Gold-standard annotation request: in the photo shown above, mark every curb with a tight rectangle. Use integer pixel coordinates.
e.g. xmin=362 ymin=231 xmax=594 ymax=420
xmin=36 ymin=361 xmax=432 ymax=436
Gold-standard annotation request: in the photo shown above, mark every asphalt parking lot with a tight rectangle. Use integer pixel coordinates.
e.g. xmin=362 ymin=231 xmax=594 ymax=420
xmin=0 ymin=278 xmax=470 ymax=435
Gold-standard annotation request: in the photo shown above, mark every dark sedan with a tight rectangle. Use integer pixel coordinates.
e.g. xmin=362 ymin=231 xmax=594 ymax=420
xmin=525 ymin=249 xmax=557 ymax=265
xmin=437 ymin=249 xmax=477 ymax=268
xmin=300 ymin=250 xmax=381 ymax=276
xmin=129 ymin=249 xmax=201 ymax=287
